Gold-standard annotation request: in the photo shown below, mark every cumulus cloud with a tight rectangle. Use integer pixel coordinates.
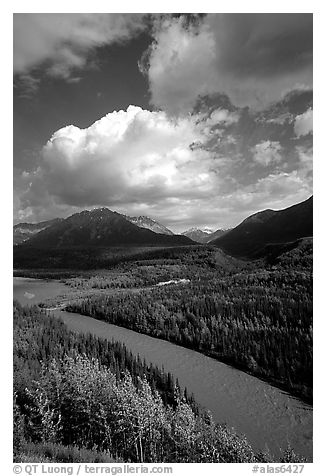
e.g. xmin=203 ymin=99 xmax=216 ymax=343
xmin=18 ymin=103 xmax=313 ymax=229
xmin=17 ymin=104 xmax=312 ymax=230
xmin=14 ymin=13 xmax=146 ymax=79
xmin=21 ymin=106 xmax=226 ymax=214
xmin=141 ymin=14 xmax=313 ymax=113
xmin=294 ymin=108 xmax=313 ymax=137
xmin=252 ymin=141 xmax=282 ymax=167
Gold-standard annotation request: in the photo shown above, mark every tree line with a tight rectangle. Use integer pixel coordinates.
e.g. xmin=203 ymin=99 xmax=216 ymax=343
xmin=66 ymin=256 xmax=312 ymax=401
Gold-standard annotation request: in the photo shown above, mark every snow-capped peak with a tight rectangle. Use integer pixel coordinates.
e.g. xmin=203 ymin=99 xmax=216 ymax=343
xmin=124 ymin=215 xmax=174 ymax=235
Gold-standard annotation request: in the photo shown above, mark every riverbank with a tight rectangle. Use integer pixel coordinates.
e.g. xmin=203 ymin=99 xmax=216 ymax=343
xmin=51 ymin=307 xmax=312 ymax=459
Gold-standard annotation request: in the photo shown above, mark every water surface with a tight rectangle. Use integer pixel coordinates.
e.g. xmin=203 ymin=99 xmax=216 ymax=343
xmin=14 ymin=277 xmax=68 ymax=305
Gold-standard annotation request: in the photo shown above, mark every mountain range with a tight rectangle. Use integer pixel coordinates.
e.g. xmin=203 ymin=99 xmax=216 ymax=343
xmin=14 ymin=212 xmax=227 ymax=246
xmin=15 ymin=208 xmax=192 ymax=248
xmin=14 ymin=196 xmax=313 ymax=259
xmin=211 ymin=196 xmax=313 ymax=258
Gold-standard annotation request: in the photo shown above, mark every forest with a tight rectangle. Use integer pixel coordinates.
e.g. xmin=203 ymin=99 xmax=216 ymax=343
xmin=64 ymin=240 xmax=313 ymax=401
xmin=14 ymin=302 xmax=305 ymax=463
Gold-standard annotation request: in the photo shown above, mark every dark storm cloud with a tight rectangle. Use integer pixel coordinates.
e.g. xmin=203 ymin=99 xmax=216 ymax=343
xmin=210 ymin=14 xmax=312 ymax=78
xmin=142 ymin=14 xmax=313 ymax=112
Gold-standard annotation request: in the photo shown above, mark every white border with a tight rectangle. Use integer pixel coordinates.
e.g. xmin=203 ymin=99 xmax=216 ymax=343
xmin=3 ymin=3 xmax=325 ymax=474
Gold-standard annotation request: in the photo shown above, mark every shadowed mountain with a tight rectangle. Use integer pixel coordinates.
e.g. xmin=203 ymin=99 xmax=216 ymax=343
xmin=211 ymin=196 xmax=313 ymax=258
xmin=206 ymin=228 xmax=232 ymax=243
xmin=17 ymin=208 xmax=193 ymax=249
xmin=124 ymin=215 xmax=174 ymax=235
xmin=13 ymin=218 xmax=63 ymax=245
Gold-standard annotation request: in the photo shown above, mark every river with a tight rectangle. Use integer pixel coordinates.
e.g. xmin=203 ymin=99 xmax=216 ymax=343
xmin=13 ymin=277 xmax=313 ymax=460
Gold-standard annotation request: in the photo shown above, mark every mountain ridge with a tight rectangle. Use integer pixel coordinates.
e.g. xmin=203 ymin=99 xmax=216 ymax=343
xmin=17 ymin=207 xmax=193 ymax=248
xmin=13 ymin=218 xmax=63 ymax=245
xmin=211 ymin=196 xmax=313 ymax=258
xmin=13 ymin=196 xmax=312 ymax=254
xmin=124 ymin=215 xmax=174 ymax=235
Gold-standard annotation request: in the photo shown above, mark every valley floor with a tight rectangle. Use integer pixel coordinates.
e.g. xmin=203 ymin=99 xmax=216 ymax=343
xmin=13 ymin=242 xmax=313 ymax=462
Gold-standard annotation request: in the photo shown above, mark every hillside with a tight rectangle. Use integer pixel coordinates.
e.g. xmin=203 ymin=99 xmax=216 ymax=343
xmin=211 ymin=196 xmax=312 ymax=258
xmin=206 ymin=228 xmax=231 ymax=243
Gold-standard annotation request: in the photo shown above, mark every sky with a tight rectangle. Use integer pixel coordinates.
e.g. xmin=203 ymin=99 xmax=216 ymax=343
xmin=13 ymin=13 xmax=313 ymax=232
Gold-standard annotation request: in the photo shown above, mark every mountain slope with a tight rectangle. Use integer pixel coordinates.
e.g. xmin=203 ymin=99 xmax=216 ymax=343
xmin=211 ymin=196 xmax=313 ymax=258
xmin=13 ymin=218 xmax=63 ymax=245
xmin=124 ymin=215 xmax=174 ymax=235
xmin=19 ymin=208 xmax=192 ymax=248
xmin=206 ymin=228 xmax=231 ymax=243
